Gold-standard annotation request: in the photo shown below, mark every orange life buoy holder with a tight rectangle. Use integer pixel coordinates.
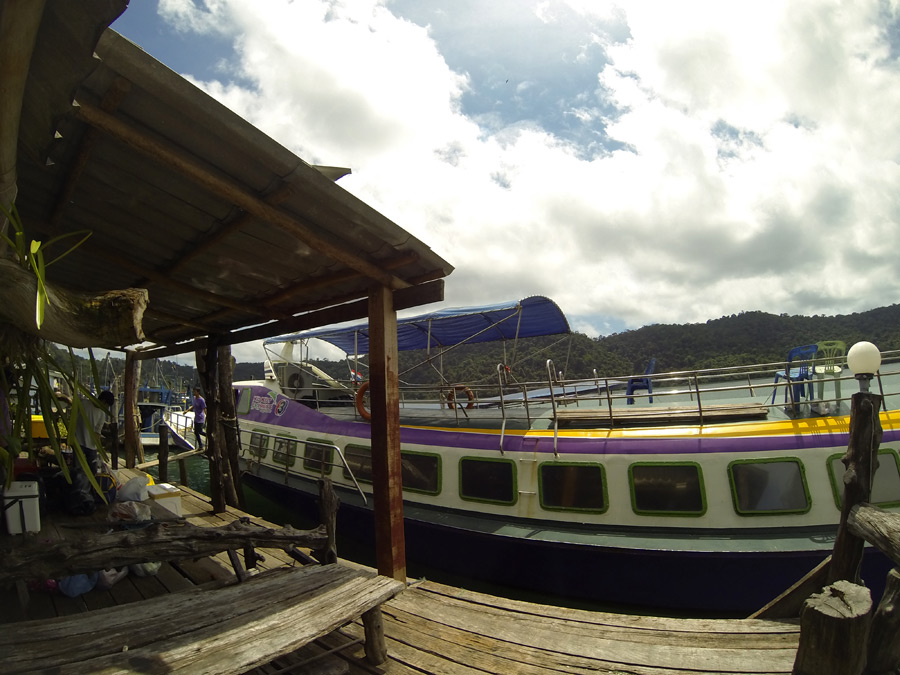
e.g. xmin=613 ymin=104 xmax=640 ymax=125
xmin=446 ymin=384 xmax=475 ymax=410
xmin=355 ymin=381 xmax=372 ymax=421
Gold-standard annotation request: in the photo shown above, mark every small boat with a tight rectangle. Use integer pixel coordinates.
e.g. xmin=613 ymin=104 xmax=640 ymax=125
xmin=233 ymin=296 xmax=900 ymax=613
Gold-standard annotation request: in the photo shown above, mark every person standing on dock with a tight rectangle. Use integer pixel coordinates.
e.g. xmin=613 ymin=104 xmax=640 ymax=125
xmin=187 ymin=387 xmax=206 ymax=450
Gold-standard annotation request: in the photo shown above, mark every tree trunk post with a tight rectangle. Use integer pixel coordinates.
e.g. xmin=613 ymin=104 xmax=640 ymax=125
xmin=198 ymin=337 xmax=226 ymax=513
xmin=829 ymin=391 xmax=883 ymax=585
xmin=217 ymin=344 xmax=243 ymax=508
xmin=123 ymin=351 xmax=140 ymax=468
xmin=793 ymin=580 xmax=872 ymax=675
xmin=866 ymin=568 xmax=900 ymax=675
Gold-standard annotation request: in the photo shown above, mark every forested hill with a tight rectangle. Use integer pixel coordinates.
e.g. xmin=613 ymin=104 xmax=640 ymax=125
xmin=598 ymin=305 xmax=900 ymax=374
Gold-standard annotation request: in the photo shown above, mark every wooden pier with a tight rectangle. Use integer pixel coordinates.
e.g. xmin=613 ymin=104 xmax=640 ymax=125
xmin=1 ymin=470 xmax=802 ymax=674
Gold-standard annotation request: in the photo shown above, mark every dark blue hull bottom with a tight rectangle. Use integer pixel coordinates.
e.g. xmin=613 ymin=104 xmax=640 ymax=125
xmin=241 ymin=472 xmax=891 ymax=615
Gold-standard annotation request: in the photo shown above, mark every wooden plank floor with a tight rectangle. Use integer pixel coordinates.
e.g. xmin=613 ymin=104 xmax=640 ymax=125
xmin=2 ymin=469 xmax=802 ymax=674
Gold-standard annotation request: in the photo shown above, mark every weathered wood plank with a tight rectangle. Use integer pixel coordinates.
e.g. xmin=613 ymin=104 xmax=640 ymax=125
xmin=417 ymin=580 xmax=800 ymax=636
xmin=0 ymin=519 xmax=327 ymax=584
xmin=385 ymin=585 xmax=797 ymax=672
xmin=3 ymin=564 xmax=405 ymax=675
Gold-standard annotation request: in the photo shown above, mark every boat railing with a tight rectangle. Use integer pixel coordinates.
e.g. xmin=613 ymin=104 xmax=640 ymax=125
xmin=239 ymin=428 xmax=368 ymax=505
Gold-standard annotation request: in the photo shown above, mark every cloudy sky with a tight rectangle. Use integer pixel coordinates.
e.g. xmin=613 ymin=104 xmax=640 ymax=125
xmin=111 ymin=1 xmax=900 ymax=363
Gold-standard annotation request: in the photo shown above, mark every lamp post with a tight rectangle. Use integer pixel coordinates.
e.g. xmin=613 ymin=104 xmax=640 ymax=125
xmin=847 ymin=341 xmax=881 ymax=393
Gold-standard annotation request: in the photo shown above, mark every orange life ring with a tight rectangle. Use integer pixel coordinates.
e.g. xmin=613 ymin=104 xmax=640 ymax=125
xmin=355 ymin=381 xmax=372 ymax=421
xmin=446 ymin=385 xmax=475 ymax=410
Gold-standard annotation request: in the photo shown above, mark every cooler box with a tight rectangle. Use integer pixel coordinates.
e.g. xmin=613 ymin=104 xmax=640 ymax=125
xmin=147 ymin=483 xmax=183 ymax=516
xmin=3 ymin=481 xmax=41 ymax=534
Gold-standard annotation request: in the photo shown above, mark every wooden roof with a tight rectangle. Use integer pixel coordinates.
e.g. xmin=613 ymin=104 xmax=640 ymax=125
xmin=8 ymin=0 xmax=452 ymax=356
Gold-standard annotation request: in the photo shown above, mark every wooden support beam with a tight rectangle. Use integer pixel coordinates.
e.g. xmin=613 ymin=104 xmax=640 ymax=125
xmin=74 ymin=100 xmax=411 ymax=291
xmin=368 ymin=285 xmax=406 ymax=582
xmin=134 ymin=279 xmax=444 ymax=360
xmin=0 ymin=520 xmax=327 ymax=584
xmin=123 ymin=350 xmax=140 ymax=468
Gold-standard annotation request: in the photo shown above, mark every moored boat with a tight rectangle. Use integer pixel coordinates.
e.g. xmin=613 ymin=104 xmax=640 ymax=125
xmin=231 ymin=296 xmax=900 ymax=613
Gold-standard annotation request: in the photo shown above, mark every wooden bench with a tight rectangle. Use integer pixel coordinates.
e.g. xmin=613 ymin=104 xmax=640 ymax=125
xmin=2 ymin=562 xmax=405 ymax=674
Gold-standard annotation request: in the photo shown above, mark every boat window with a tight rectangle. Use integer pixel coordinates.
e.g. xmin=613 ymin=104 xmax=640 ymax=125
xmin=728 ymin=459 xmax=810 ymax=515
xmin=272 ymin=435 xmax=298 ymax=466
xmin=539 ymin=462 xmax=607 ymax=512
xmin=343 ymin=444 xmax=373 ymax=483
xmin=235 ymin=388 xmax=251 ymax=415
xmin=401 ymin=452 xmax=441 ymax=495
xmin=629 ymin=462 xmax=706 ymax=515
xmin=248 ymin=431 xmax=269 ymax=459
xmin=303 ymin=439 xmax=334 ymax=476
xmin=828 ymin=449 xmax=900 ymax=509
xmin=459 ymin=457 xmax=517 ymax=505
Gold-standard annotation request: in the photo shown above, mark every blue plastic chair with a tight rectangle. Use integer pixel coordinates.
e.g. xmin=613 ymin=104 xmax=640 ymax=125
xmin=771 ymin=344 xmax=818 ymax=404
xmin=626 ymin=358 xmax=656 ymax=405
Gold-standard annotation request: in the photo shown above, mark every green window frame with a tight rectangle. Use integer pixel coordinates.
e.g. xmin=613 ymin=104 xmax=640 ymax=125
xmin=272 ymin=435 xmax=298 ymax=466
xmin=401 ymin=451 xmax=441 ymax=495
xmin=247 ymin=430 xmax=269 ymax=459
xmin=629 ymin=461 xmax=706 ymax=516
xmin=827 ymin=448 xmax=900 ymax=509
xmin=538 ymin=462 xmax=607 ymax=513
xmin=728 ymin=458 xmax=811 ymax=515
xmin=343 ymin=444 xmax=373 ymax=483
xmin=459 ymin=456 xmax=517 ymax=505
xmin=303 ymin=438 xmax=334 ymax=475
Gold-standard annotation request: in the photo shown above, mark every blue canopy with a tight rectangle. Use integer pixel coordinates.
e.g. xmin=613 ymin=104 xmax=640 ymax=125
xmin=265 ymin=296 xmax=570 ymax=354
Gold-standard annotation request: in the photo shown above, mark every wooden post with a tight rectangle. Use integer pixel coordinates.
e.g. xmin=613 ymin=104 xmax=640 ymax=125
xmin=178 ymin=458 xmax=188 ymax=487
xmin=217 ymin=344 xmax=243 ymax=509
xmin=362 ymin=607 xmax=388 ymax=665
xmin=123 ymin=350 xmax=140 ymax=468
xmin=368 ymin=286 xmax=406 ymax=582
xmin=792 ymin=580 xmax=872 ymax=675
xmin=316 ymin=477 xmax=339 ymax=564
xmin=867 ymin=568 xmax=900 ymax=674
xmin=197 ymin=339 xmax=226 ymax=513
xmin=158 ymin=424 xmax=169 ymax=484
xmin=829 ymin=391 xmax=883 ymax=584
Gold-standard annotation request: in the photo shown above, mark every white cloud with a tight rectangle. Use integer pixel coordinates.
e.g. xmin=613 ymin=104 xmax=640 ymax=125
xmin=139 ymin=0 xmax=900 ymax=353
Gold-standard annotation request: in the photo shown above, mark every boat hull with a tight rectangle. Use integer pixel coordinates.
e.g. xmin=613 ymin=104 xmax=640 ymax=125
xmin=240 ymin=466 xmax=892 ymax=614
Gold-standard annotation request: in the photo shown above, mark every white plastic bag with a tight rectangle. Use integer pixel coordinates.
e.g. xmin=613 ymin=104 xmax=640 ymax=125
xmin=96 ymin=567 xmax=128 ymax=590
xmin=116 ymin=475 xmax=150 ymax=502
xmin=108 ymin=500 xmax=151 ymax=522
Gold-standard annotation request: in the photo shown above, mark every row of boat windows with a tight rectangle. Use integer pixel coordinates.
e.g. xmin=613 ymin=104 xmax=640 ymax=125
xmin=244 ymin=432 xmax=900 ymax=516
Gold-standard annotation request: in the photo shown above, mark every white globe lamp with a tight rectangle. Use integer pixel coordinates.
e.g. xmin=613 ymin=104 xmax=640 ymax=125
xmin=847 ymin=341 xmax=881 ymax=392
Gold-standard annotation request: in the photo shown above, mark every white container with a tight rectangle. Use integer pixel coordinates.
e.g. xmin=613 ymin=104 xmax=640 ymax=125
xmin=4 ymin=481 xmax=40 ymax=534
xmin=147 ymin=483 xmax=183 ymax=517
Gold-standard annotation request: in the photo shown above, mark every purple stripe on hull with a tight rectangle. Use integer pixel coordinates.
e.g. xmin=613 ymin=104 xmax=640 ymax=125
xmin=241 ymin=386 xmax=900 ymax=456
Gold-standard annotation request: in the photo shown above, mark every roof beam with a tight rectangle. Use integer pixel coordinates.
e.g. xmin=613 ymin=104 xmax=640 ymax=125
xmin=74 ymin=100 xmax=412 ymax=291
xmin=134 ymin=279 xmax=444 ymax=360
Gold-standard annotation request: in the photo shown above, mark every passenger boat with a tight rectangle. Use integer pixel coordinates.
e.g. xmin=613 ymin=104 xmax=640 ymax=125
xmin=230 ymin=296 xmax=900 ymax=613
